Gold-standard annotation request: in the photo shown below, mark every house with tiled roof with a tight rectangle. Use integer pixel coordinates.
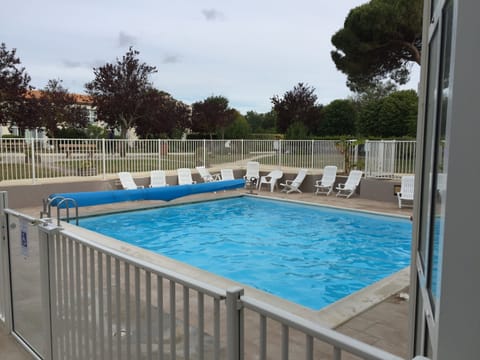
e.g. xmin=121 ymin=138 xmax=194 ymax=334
xmin=26 ymin=90 xmax=98 ymax=124
xmin=0 ymin=91 xmax=98 ymax=138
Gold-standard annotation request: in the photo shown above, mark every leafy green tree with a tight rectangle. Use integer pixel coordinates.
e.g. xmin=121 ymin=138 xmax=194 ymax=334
xmin=0 ymin=43 xmax=31 ymax=126
xmin=54 ymin=127 xmax=89 ymax=139
xmin=331 ymin=0 xmax=423 ymax=91
xmin=9 ymin=96 xmax=41 ymax=132
xmin=320 ymin=99 xmax=357 ymax=136
xmin=285 ymin=121 xmax=309 ymax=140
xmin=271 ymin=83 xmax=321 ymax=134
xmin=244 ymin=111 xmax=277 ymax=133
xmin=191 ymin=96 xmax=235 ymax=139
xmin=39 ymin=79 xmax=88 ymax=137
xmin=135 ymin=89 xmax=190 ymax=138
xmin=357 ymin=99 xmax=382 ymax=137
xmin=10 ymin=80 xmax=88 ymax=136
xmin=352 ymin=80 xmax=398 ymax=108
xmin=85 ymin=124 xmax=108 ymax=138
xmin=378 ymin=90 xmax=418 ymax=137
xmin=224 ymin=111 xmax=251 ymax=139
xmin=85 ymin=47 xmax=157 ymax=139
xmin=357 ymin=89 xmax=418 ymax=137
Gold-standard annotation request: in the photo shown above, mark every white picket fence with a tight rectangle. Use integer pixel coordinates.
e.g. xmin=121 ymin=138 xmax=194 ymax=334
xmin=0 ymin=138 xmax=417 ymax=183
xmin=364 ymin=140 xmax=417 ymax=178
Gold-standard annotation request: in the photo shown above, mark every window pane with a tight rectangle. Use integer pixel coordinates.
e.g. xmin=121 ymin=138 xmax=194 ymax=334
xmin=418 ymin=28 xmax=440 ymax=270
xmin=428 ymin=0 xmax=454 ymax=307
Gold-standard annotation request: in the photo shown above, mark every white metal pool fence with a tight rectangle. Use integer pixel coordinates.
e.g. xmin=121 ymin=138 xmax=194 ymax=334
xmin=0 ymin=138 xmax=417 ymax=183
xmin=0 ymin=191 xmax=404 ymax=360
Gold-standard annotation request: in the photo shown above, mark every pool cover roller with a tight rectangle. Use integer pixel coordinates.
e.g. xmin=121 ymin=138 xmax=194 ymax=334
xmin=49 ymin=179 xmax=246 ymax=207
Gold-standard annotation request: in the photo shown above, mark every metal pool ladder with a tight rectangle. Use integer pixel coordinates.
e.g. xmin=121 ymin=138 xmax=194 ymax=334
xmin=40 ymin=196 xmax=79 ymax=226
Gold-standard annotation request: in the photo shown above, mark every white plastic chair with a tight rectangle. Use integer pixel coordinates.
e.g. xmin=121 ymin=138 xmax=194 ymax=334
xmin=336 ymin=170 xmax=363 ymax=198
xmin=280 ymin=169 xmax=308 ymax=194
xmin=258 ymin=170 xmax=283 ymax=192
xmin=220 ymin=169 xmax=235 ymax=181
xmin=195 ymin=166 xmax=220 ymax=182
xmin=118 ymin=172 xmax=144 ymax=190
xmin=149 ymin=170 xmax=168 ymax=188
xmin=397 ymin=175 xmax=415 ymax=208
xmin=244 ymin=161 xmax=260 ymax=184
xmin=314 ymin=166 xmax=338 ymax=196
xmin=177 ymin=168 xmax=197 ymax=185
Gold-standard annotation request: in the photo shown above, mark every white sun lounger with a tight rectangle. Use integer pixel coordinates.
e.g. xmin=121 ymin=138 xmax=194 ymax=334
xmin=396 ymin=175 xmax=415 ymax=208
xmin=118 ymin=172 xmax=144 ymax=190
xmin=314 ymin=166 xmax=338 ymax=196
xmin=196 ymin=166 xmax=220 ymax=182
xmin=149 ymin=170 xmax=168 ymax=188
xmin=244 ymin=161 xmax=260 ymax=184
xmin=280 ymin=168 xmax=308 ymax=194
xmin=177 ymin=168 xmax=197 ymax=185
xmin=336 ymin=170 xmax=363 ymax=198
xmin=220 ymin=169 xmax=235 ymax=181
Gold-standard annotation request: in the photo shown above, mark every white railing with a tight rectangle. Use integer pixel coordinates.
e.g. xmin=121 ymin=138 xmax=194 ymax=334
xmin=239 ymin=293 xmax=402 ymax=360
xmin=0 ymin=192 xmax=8 ymax=323
xmin=0 ymin=138 xmax=417 ymax=182
xmin=364 ymin=140 xmax=417 ymax=179
xmin=48 ymin=229 xmax=227 ymax=360
xmin=0 ymin=138 xmax=348 ymax=182
xmin=2 ymin=205 xmax=228 ymax=360
xmin=0 ymin=197 xmax=404 ymax=360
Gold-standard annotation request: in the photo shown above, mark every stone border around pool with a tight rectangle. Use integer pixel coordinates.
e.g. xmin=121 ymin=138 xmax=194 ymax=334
xmin=61 ymin=193 xmax=410 ymax=329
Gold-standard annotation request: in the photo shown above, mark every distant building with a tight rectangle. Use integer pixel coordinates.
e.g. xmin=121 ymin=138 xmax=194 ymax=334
xmin=27 ymin=90 xmax=98 ymax=126
xmin=0 ymin=91 xmax=98 ymax=139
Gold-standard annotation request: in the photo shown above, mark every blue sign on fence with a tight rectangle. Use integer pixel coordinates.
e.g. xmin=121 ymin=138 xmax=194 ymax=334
xmin=20 ymin=219 xmax=28 ymax=257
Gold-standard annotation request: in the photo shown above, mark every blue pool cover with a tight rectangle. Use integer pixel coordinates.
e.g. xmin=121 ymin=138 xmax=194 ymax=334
xmin=49 ymin=179 xmax=246 ymax=207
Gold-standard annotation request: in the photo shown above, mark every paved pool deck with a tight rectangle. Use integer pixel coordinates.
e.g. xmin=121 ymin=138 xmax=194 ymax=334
xmin=1 ymin=188 xmax=413 ymax=359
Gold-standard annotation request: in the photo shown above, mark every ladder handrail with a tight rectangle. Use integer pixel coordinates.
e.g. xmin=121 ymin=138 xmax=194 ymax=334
xmin=42 ymin=196 xmax=79 ymax=226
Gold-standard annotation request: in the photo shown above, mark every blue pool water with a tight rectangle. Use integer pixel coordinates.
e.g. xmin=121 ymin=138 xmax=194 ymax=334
xmin=79 ymin=197 xmax=412 ymax=310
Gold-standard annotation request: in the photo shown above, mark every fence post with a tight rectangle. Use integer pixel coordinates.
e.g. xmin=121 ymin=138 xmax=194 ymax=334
xmin=0 ymin=191 xmax=12 ymax=331
xmin=241 ymin=139 xmax=244 ymax=163
xmin=311 ymin=140 xmax=315 ymax=169
xmin=226 ymin=287 xmax=244 ymax=360
xmin=203 ymin=139 xmax=206 ymax=167
xmin=346 ymin=139 xmax=358 ymax=171
xmin=38 ymin=219 xmax=62 ymax=360
xmin=31 ymin=141 xmax=36 ymax=184
xmin=158 ymin=139 xmax=162 ymax=169
xmin=364 ymin=140 xmax=370 ymax=177
xmin=393 ymin=140 xmax=397 ymax=176
xmin=276 ymin=139 xmax=280 ymax=168
xmin=278 ymin=140 xmax=283 ymax=168
xmin=102 ymin=138 xmax=106 ymax=180
xmin=353 ymin=142 xmax=359 ymax=170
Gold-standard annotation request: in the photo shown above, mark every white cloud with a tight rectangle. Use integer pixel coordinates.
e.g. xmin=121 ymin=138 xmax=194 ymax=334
xmin=0 ymin=0 xmax=419 ymax=114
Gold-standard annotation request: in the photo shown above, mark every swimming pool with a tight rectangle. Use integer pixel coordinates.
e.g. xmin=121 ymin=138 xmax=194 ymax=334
xmin=79 ymin=196 xmax=412 ymax=310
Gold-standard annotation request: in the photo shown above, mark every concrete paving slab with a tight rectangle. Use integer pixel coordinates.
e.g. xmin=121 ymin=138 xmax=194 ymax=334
xmin=0 ymin=323 xmax=32 ymax=360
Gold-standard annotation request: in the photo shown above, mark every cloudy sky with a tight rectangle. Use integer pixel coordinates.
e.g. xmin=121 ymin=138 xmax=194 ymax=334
xmin=2 ymin=0 xmax=419 ymax=114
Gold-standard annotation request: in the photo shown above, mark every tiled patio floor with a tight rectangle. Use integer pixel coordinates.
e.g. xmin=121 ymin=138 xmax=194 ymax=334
xmin=1 ymin=188 xmax=412 ymax=359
